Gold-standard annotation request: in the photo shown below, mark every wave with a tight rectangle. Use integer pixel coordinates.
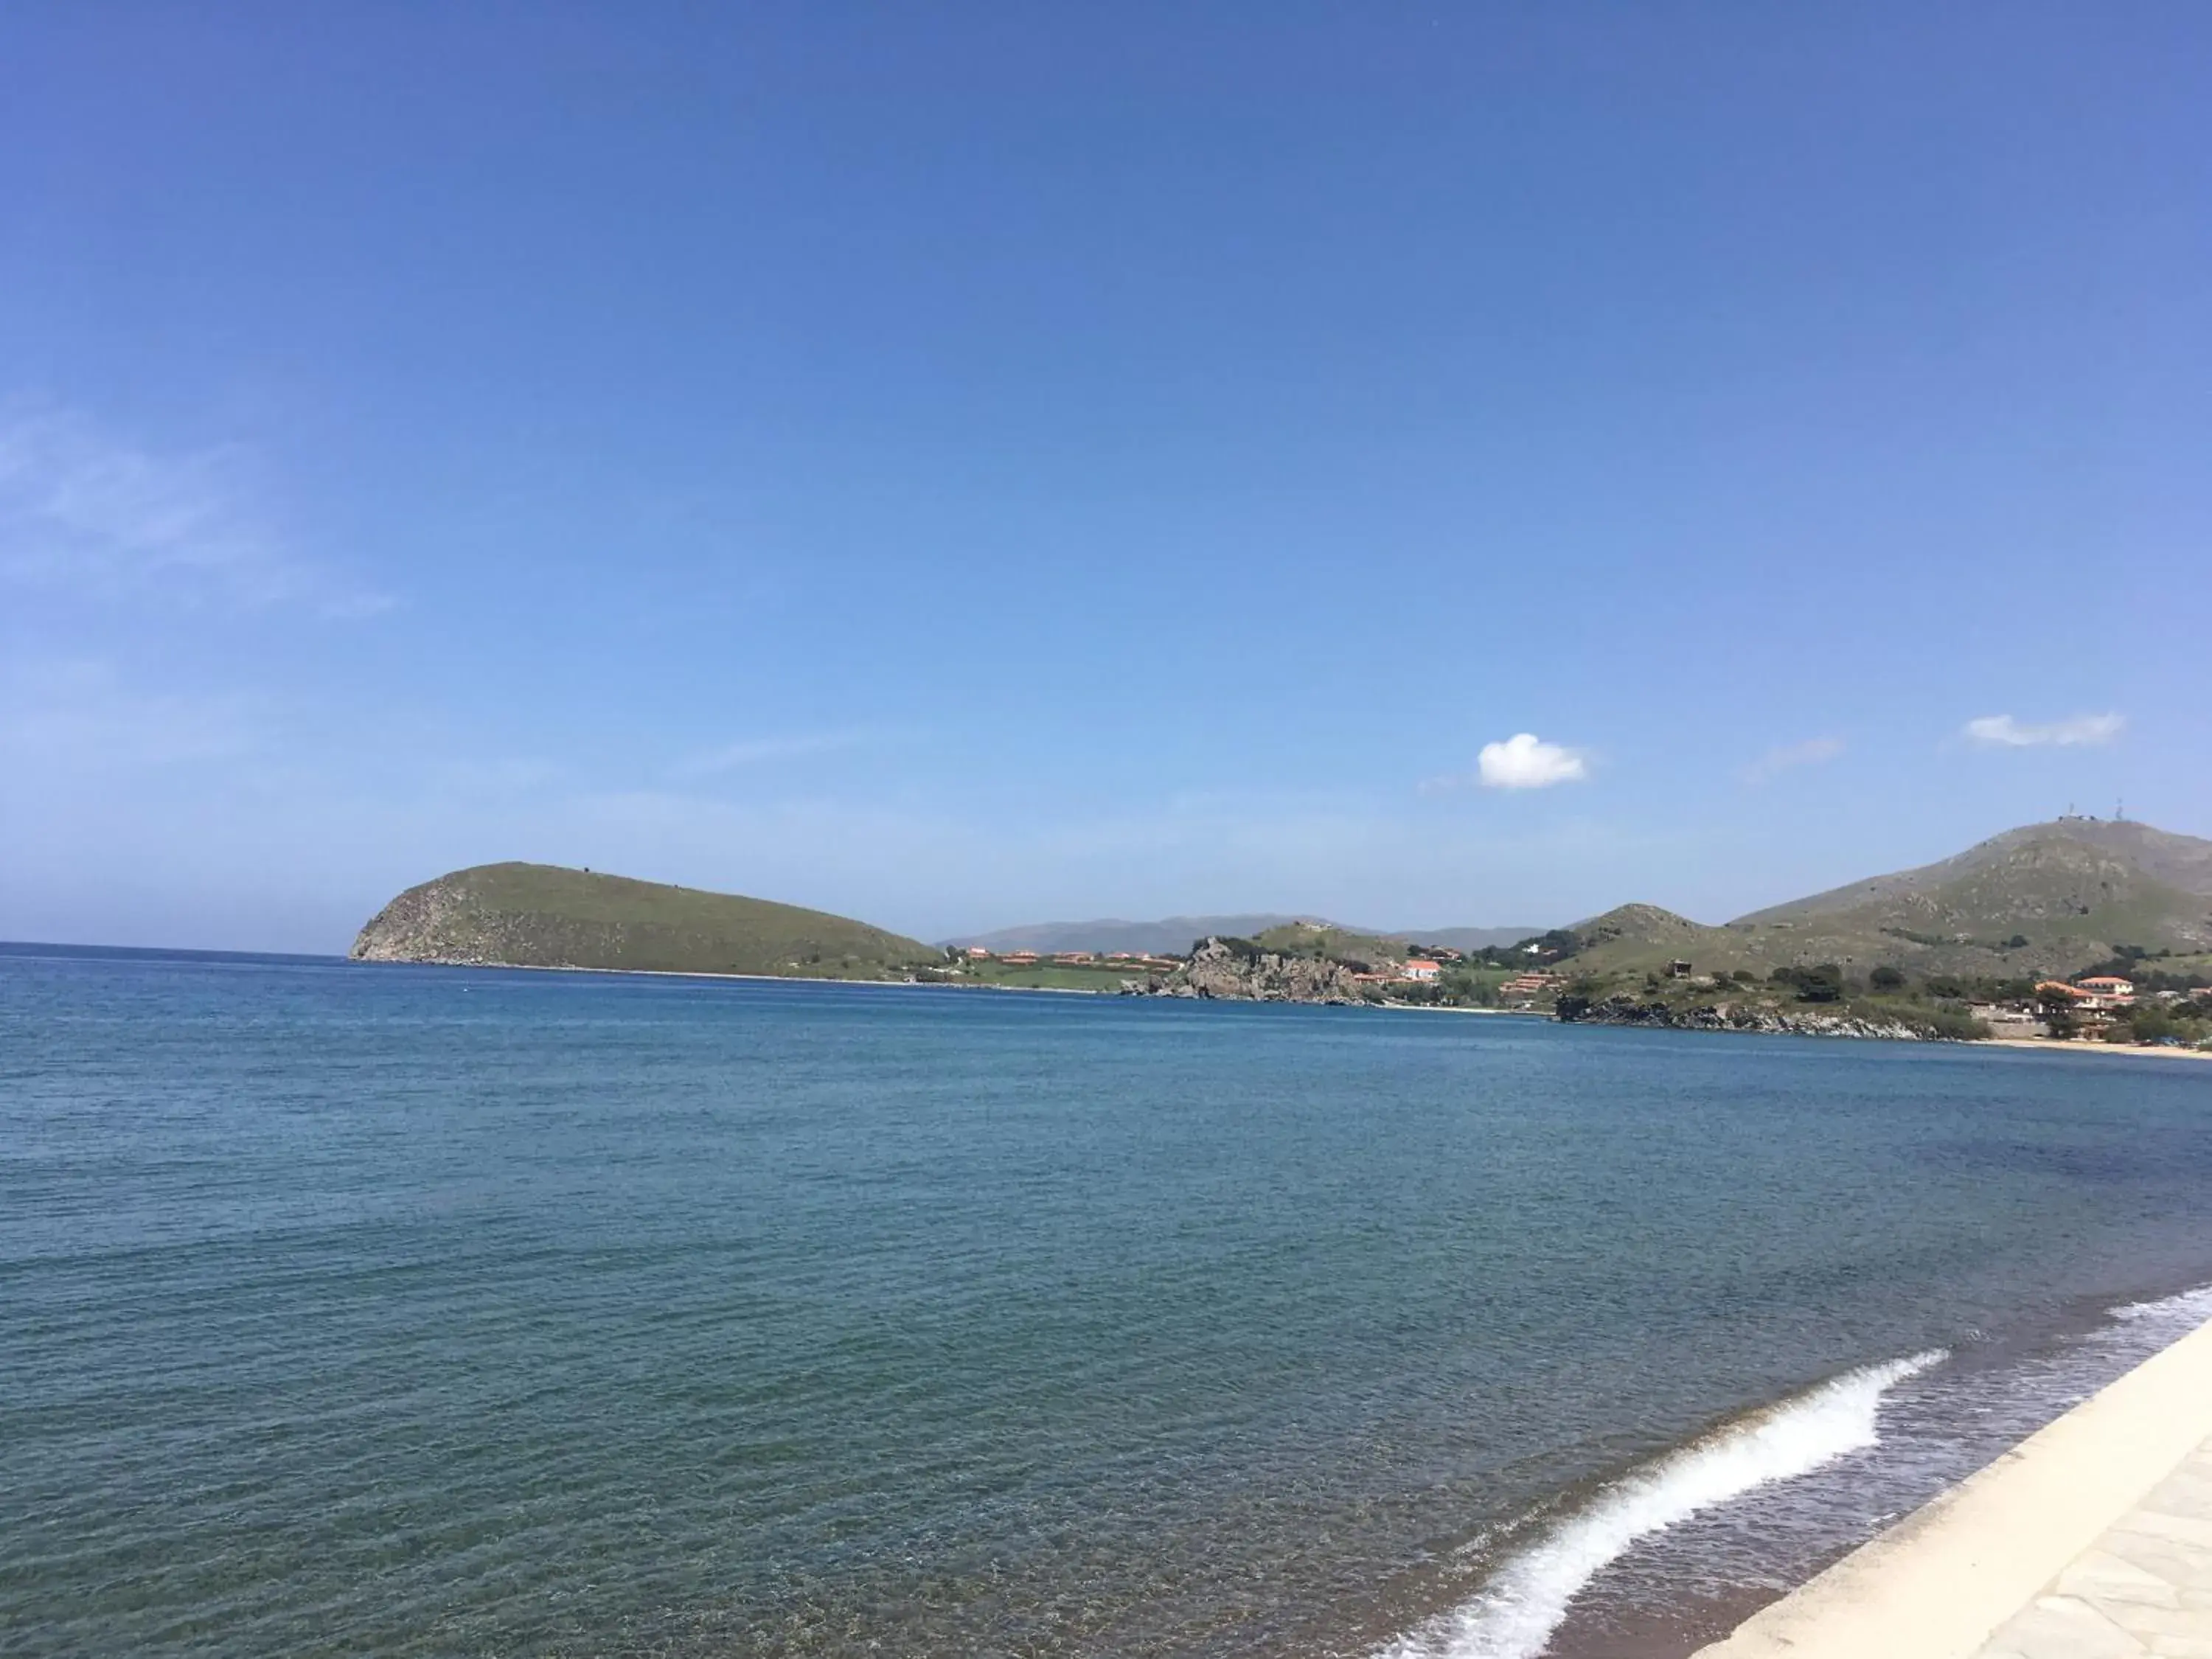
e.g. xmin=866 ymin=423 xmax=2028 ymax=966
xmin=1373 ymin=1349 xmax=1947 ymax=1659
xmin=2108 ymin=1283 xmax=2212 ymax=1327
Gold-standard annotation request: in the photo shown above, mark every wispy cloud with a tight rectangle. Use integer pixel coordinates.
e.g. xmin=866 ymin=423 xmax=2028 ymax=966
xmin=1743 ymin=734 xmax=1844 ymax=784
xmin=1963 ymin=713 xmax=2124 ymax=748
xmin=0 ymin=406 xmax=389 ymax=616
xmin=672 ymin=729 xmax=872 ymax=777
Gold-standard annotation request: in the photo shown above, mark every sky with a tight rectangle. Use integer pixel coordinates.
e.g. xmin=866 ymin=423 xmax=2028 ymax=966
xmin=4 ymin=2 xmax=2208 ymax=951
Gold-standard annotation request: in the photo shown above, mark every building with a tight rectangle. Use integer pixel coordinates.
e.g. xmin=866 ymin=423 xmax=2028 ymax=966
xmin=1053 ymin=951 xmax=1096 ymax=964
xmin=1002 ymin=950 xmax=1039 ymax=965
xmin=1664 ymin=959 xmax=1694 ymax=979
xmin=1399 ymin=959 xmax=1441 ymax=983
xmin=964 ymin=946 xmax=992 ymax=959
xmin=1499 ymin=971 xmax=1563 ymax=1006
xmin=2075 ymin=975 xmax=2136 ymax=1005
xmin=1970 ymin=1002 xmax=2048 ymax=1038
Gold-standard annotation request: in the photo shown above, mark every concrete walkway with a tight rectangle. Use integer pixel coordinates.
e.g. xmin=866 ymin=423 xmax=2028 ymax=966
xmin=1695 ymin=1314 xmax=2212 ymax=1659
xmin=1975 ymin=1432 xmax=2212 ymax=1658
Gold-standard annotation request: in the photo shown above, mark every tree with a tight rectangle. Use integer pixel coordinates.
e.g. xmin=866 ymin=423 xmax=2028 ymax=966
xmin=1869 ymin=965 xmax=1907 ymax=992
xmin=1799 ymin=964 xmax=1846 ymax=1003
xmin=1772 ymin=963 xmax=1846 ymax=1003
xmin=2037 ymin=984 xmax=2081 ymax=1040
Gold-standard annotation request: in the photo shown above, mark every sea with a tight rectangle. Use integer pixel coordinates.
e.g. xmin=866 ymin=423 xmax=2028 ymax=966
xmin=4 ymin=943 xmax=2211 ymax=1659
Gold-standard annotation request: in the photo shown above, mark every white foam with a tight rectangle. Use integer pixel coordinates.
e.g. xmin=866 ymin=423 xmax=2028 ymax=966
xmin=1374 ymin=1349 xmax=1946 ymax=1659
xmin=2110 ymin=1283 xmax=2212 ymax=1326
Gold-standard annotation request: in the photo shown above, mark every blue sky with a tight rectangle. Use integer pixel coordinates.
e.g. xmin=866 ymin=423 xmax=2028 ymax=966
xmin=4 ymin=3 xmax=2208 ymax=950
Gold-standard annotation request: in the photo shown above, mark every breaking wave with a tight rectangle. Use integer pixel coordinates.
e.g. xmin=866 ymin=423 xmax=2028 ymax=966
xmin=1374 ymin=1349 xmax=1947 ymax=1659
xmin=2108 ymin=1283 xmax=2212 ymax=1327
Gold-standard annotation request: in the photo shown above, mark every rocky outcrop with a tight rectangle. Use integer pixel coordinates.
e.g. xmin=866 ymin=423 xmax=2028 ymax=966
xmin=1128 ymin=936 xmax=1381 ymax=1004
xmin=1553 ymin=994 xmax=1964 ymax=1042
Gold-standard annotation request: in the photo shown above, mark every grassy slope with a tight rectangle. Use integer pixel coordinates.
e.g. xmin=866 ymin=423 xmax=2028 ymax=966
xmin=1248 ymin=921 xmax=1410 ymax=965
xmin=1559 ymin=822 xmax=2212 ymax=981
xmin=352 ymin=863 xmax=935 ymax=978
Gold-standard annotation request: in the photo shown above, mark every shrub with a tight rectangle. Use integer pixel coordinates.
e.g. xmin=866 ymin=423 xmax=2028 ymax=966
xmin=1770 ymin=964 xmax=1846 ymax=1003
xmin=1921 ymin=1007 xmax=1991 ymax=1040
xmin=1869 ymin=965 xmax=1907 ymax=992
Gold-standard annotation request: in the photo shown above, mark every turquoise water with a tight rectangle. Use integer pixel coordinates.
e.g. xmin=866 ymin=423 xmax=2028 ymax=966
xmin=4 ymin=947 xmax=2211 ymax=1658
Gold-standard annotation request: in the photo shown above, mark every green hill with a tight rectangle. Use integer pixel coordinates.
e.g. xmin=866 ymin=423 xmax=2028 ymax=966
xmin=350 ymin=863 xmax=935 ymax=979
xmin=1555 ymin=820 xmax=2212 ymax=982
xmin=1244 ymin=919 xmax=1425 ymax=968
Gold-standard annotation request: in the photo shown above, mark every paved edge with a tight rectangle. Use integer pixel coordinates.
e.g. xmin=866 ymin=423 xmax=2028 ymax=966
xmin=1691 ymin=1310 xmax=2212 ymax=1659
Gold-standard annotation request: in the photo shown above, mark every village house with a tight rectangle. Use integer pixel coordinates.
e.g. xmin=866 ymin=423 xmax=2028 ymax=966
xmin=1398 ymin=959 xmax=1441 ymax=983
xmin=2074 ymin=974 xmax=2136 ymax=1006
xmin=1499 ymin=970 xmax=1563 ymax=1006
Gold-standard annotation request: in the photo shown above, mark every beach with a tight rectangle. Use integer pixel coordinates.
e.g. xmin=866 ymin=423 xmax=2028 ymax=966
xmin=1982 ymin=1036 xmax=2212 ymax=1062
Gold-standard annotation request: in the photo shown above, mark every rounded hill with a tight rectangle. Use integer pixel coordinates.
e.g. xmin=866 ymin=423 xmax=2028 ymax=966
xmin=350 ymin=863 xmax=934 ymax=979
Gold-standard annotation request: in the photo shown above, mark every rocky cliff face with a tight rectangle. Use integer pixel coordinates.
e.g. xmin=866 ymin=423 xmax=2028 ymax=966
xmin=351 ymin=875 xmax=510 ymax=963
xmin=1132 ymin=936 xmax=1381 ymax=1003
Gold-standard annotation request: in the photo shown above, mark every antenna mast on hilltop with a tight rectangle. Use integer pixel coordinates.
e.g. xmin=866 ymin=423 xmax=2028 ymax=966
xmin=2116 ymin=798 xmax=2126 ymax=822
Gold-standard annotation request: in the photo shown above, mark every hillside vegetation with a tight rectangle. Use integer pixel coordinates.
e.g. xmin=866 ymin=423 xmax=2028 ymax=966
xmin=351 ymin=863 xmax=935 ymax=979
xmin=1554 ymin=820 xmax=2212 ymax=981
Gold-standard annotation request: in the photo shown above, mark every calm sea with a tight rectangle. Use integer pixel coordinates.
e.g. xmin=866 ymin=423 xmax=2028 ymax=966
xmin=4 ymin=945 xmax=2211 ymax=1659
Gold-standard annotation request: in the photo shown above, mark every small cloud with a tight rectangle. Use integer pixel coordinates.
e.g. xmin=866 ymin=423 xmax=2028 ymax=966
xmin=0 ymin=404 xmax=389 ymax=616
xmin=1963 ymin=713 xmax=2124 ymax=748
xmin=673 ymin=730 xmax=869 ymax=777
xmin=1743 ymin=734 xmax=1844 ymax=785
xmin=1477 ymin=733 xmax=1589 ymax=790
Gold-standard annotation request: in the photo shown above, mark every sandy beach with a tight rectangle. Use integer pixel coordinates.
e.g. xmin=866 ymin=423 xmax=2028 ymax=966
xmin=1983 ymin=1036 xmax=2212 ymax=1062
xmin=1693 ymin=1306 xmax=2212 ymax=1658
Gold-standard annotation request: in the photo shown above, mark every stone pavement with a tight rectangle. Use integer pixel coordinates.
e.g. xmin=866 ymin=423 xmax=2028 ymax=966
xmin=1975 ymin=1433 xmax=2212 ymax=1659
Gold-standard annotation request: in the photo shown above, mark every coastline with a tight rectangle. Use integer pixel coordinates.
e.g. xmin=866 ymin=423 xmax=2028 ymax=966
xmin=1980 ymin=1034 xmax=2212 ymax=1062
xmin=351 ymin=956 xmax=2212 ymax=1055
xmin=1691 ymin=1305 xmax=2212 ymax=1659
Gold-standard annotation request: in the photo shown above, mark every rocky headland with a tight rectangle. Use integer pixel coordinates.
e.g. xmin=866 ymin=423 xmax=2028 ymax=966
xmin=1129 ymin=936 xmax=1380 ymax=1004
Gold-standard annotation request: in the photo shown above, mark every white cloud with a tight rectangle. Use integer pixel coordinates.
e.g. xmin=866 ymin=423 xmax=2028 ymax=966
xmin=672 ymin=730 xmax=871 ymax=777
xmin=1963 ymin=713 xmax=2124 ymax=748
xmin=1743 ymin=734 xmax=1844 ymax=784
xmin=1477 ymin=733 xmax=1589 ymax=790
xmin=0 ymin=406 xmax=389 ymax=616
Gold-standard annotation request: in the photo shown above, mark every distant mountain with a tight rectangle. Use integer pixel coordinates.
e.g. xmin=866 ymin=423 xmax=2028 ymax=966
xmin=943 ymin=915 xmax=1321 ymax=956
xmin=352 ymin=863 xmax=935 ymax=979
xmin=942 ymin=916 xmax=1548 ymax=956
xmin=1559 ymin=819 xmax=2212 ymax=980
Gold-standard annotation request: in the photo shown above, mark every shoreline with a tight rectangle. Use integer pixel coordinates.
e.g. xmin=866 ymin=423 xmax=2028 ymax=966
xmin=1980 ymin=1034 xmax=2212 ymax=1062
xmin=352 ymin=956 xmax=2212 ymax=1056
xmin=1692 ymin=1304 xmax=2212 ymax=1658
